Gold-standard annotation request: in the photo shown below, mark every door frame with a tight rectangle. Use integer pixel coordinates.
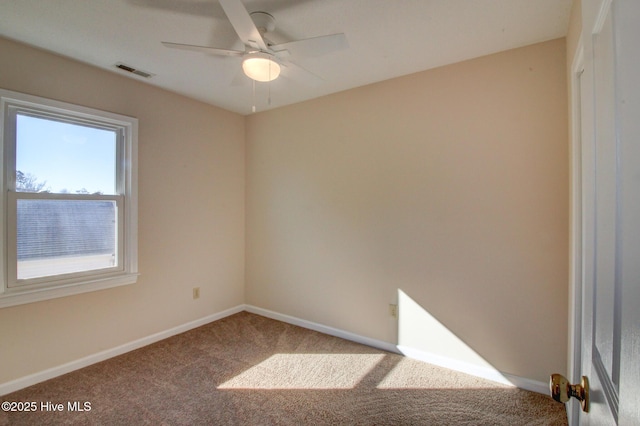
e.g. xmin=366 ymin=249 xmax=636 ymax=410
xmin=570 ymin=1 xmax=640 ymax=424
xmin=568 ymin=36 xmax=584 ymax=426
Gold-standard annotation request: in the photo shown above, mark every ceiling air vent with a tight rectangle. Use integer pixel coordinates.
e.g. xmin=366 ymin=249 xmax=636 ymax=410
xmin=115 ymin=63 xmax=154 ymax=78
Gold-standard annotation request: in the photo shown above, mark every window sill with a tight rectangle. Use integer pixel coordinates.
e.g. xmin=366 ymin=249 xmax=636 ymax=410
xmin=0 ymin=273 xmax=139 ymax=308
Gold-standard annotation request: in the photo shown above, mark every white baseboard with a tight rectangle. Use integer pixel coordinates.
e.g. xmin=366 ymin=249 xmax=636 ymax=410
xmin=2 ymin=304 xmax=549 ymax=397
xmin=0 ymin=304 xmax=245 ymax=396
xmin=502 ymin=374 xmax=550 ymax=395
xmin=245 ymin=304 xmax=549 ymax=395
xmin=396 ymin=344 xmax=513 ymax=386
xmin=396 ymin=345 xmax=549 ymax=394
xmin=244 ymin=304 xmax=400 ymax=354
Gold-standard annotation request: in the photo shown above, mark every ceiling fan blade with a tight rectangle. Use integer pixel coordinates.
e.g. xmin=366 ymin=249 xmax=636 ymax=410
xmin=230 ymin=68 xmax=250 ymax=86
xmin=218 ymin=0 xmax=268 ymax=51
xmin=162 ymin=41 xmax=244 ymax=57
xmin=271 ymin=33 xmax=348 ymax=58
xmin=279 ymin=60 xmax=323 ymax=86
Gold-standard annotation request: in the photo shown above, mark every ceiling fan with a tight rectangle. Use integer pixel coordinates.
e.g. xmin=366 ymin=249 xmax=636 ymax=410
xmin=162 ymin=0 xmax=348 ymax=84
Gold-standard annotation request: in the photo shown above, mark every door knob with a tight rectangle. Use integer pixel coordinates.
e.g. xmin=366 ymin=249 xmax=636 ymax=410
xmin=549 ymin=373 xmax=589 ymax=412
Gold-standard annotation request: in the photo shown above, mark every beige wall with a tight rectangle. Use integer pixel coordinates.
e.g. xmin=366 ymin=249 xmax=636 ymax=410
xmin=246 ymin=38 xmax=568 ymax=382
xmin=0 ymin=35 xmax=569 ymax=387
xmin=0 ymin=38 xmax=245 ymax=384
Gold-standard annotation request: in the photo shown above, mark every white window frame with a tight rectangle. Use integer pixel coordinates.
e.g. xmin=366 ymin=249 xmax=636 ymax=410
xmin=0 ymin=89 xmax=138 ymax=308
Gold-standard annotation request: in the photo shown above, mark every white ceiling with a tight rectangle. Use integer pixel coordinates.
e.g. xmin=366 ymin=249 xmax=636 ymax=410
xmin=0 ymin=0 xmax=573 ymax=115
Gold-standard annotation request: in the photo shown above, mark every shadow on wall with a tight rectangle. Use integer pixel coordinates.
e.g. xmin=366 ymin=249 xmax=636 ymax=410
xmin=396 ymin=289 xmax=513 ymax=386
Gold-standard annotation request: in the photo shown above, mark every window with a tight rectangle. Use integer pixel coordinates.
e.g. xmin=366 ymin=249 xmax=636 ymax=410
xmin=1 ymin=89 xmax=138 ymax=307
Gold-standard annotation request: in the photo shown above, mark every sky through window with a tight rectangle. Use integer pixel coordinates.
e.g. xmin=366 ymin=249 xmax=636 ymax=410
xmin=16 ymin=114 xmax=117 ymax=194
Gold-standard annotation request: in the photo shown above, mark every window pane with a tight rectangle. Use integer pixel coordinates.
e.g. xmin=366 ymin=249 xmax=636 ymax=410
xmin=17 ymin=199 xmax=117 ymax=280
xmin=16 ymin=114 xmax=117 ymax=195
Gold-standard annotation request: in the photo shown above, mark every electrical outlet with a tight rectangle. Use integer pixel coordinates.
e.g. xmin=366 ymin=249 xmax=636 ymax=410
xmin=389 ymin=303 xmax=398 ymax=318
xmin=193 ymin=287 xmax=200 ymax=299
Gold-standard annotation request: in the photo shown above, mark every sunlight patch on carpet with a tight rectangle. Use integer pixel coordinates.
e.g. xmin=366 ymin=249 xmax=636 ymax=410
xmin=218 ymin=353 xmax=385 ymax=389
xmin=376 ymin=357 xmax=513 ymax=389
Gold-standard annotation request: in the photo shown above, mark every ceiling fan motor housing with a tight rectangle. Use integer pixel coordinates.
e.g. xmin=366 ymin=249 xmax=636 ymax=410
xmin=250 ymin=12 xmax=275 ymax=34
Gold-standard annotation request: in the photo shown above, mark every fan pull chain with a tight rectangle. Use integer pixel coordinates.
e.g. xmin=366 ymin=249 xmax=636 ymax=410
xmin=268 ymin=61 xmax=272 ymax=106
xmin=252 ymin=79 xmax=256 ymax=113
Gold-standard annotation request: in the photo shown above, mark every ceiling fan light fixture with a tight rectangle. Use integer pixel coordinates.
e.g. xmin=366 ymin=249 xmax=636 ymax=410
xmin=242 ymin=53 xmax=281 ymax=82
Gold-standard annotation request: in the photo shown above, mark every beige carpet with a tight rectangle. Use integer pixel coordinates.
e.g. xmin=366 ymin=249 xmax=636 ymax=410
xmin=1 ymin=312 xmax=567 ymax=425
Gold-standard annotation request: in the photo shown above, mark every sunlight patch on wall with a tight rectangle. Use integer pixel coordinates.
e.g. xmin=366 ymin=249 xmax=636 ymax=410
xmin=396 ymin=289 xmax=512 ymax=386
xmin=218 ymin=353 xmax=385 ymax=389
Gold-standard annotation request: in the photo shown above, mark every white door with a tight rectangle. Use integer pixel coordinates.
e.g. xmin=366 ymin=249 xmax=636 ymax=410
xmin=574 ymin=0 xmax=640 ymax=424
